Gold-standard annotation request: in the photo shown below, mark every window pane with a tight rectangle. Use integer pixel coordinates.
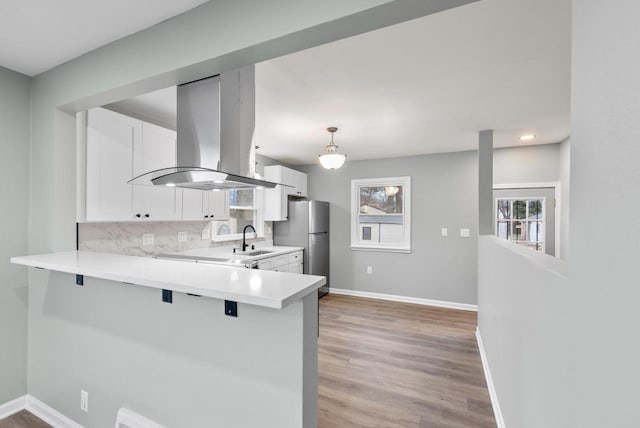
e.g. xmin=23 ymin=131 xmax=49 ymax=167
xmin=497 ymin=200 xmax=510 ymax=219
xmin=513 ymin=200 xmax=526 ymax=219
xmin=229 ymin=189 xmax=254 ymax=207
xmin=213 ymin=209 xmax=255 ymax=236
xmin=512 ymin=221 xmax=525 ymax=240
xmin=359 ymin=186 xmax=403 ymax=214
xmin=527 ymin=221 xmax=544 ymax=243
xmin=496 ymin=221 xmax=510 ymax=239
xmin=528 ymin=200 xmax=543 ymax=220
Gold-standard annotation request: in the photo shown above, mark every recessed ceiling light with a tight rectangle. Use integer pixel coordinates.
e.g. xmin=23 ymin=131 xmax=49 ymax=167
xmin=213 ymin=180 xmax=225 ymax=184
xmin=520 ymin=134 xmax=536 ymax=142
xmin=165 ymin=183 xmax=176 ymax=187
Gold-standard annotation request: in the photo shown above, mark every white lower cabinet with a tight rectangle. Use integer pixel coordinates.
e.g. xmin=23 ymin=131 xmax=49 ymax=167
xmin=257 ymin=251 xmax=304 ymax=273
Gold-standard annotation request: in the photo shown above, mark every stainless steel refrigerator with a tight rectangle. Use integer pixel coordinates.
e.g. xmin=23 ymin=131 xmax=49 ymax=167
xmin=273 ymin=200 xmax=330 ymax=297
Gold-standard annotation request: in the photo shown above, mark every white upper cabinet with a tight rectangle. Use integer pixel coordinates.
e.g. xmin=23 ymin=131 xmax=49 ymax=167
xmin=182 ymin=189 xmax=230 ymax=221
xmin=86 ymin=108 xmax=141 ymax=221
xmin=134 ymin=122 xmax=181 ymax=221
xmin=263 ymin=165 xmax=308 ymax=221
xmin=86 ymin=108 xmax=181 ymax=222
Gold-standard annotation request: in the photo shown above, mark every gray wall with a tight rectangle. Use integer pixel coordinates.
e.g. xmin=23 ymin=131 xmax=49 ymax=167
xmin=24 ymin=0 xmax=485 ymax=424
xmin=478 ymin=1 xmax=640 ymax=426
xmin=300 ymin=151 xmax=480 ymax=305
xmin=0 ymin=66 xmax=30 ymax=404
xmin=569 ymin=1 xmax=640 ymax=424
xmin=477 ymin=237 xmax=569 ymax=427
xmin=494 ymin=143 xmax=561 ymax=184
xmin=28 ymin=271 xmax=316 ymax=428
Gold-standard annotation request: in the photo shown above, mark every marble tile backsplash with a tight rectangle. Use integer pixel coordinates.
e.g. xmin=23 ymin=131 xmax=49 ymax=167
xmin=78 ymin=221 xmax=271 ymax=256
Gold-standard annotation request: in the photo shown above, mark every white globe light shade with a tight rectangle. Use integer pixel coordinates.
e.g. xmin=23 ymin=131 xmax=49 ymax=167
xmin=319 ymin=153 xmax=346 ymax=169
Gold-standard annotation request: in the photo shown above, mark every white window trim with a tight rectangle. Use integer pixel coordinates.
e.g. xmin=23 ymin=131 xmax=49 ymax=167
xmin=211 ymin=189 xmax=264 ymax=242
xmin=351 ymin=176 xmax=411 ymax=253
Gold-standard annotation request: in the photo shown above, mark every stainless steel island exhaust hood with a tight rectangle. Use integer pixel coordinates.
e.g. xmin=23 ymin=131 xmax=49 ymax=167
xmin=128 ymin=66 xmax=279 ymax=190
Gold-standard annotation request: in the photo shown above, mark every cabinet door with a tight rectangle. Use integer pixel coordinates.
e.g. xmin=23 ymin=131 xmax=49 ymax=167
xmin=134 ymin=122 xmax=180 ymax=220
xmin=86 ymin=108 xmax=139 ymax=221
xmin=182 ymin=188 xmax=206 ymax=220
xmin=291 ymin=170 xmax=307 ymax=197
xmin=264 ymin=187 xmax=288 ymax=221
xmin=208 ymin=191 xmax=230 ymax=221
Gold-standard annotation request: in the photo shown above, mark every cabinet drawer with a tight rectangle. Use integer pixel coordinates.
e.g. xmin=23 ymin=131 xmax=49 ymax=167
xmin=257 ymin=254 xmax=290 ymax=270
xmin=272 ymin=255 xmax=289 ymax=269
xmin=288 ymin=262 xmax=303 ymax=274
xmin=288 ymin=251 xmax=303 ymax=264
xmin=257 ymin=259 xmax=274 ymax=270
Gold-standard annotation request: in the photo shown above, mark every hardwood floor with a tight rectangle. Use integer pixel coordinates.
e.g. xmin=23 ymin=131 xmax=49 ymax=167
xmin=0 ymin=411 xmax=50 ymax=428
xmin=318 ymin=294 xmax=495 ymax=428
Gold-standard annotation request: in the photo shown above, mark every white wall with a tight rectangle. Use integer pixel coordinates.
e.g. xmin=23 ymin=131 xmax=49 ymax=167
xmin=0 ymin=66 xmax=30 ymax=404
xmin=478 ymin=1 xmax=640 ymax=426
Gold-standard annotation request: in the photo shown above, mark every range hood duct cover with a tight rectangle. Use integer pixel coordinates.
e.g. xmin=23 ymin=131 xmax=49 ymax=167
xmin=129 ymin=66 xmax=279 ymax=190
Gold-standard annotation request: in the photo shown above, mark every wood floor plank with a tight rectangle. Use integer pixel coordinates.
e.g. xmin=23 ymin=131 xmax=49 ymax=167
xmin=319 ymin=294 xmax=496 ymax=428
xmin=0 ymin=411 xmax=50 ymax=428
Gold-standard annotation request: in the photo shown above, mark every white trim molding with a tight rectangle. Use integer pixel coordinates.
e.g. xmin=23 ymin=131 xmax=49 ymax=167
xmin=26 ymin=396 xmax=83 ymax=428
xmin=475 ymin=328 xmax=506 ymax=428
xmin=0 ymin=395 xmax=83 ymax=428
xmin=329 ymin=288 xmax=477 ymax=312
xmin=0 ymin=395 xmax=27 ymax=420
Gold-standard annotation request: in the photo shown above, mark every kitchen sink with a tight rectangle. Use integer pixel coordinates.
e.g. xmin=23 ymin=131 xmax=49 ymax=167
xmin=244 ymin=250 xmax=274 ymax=256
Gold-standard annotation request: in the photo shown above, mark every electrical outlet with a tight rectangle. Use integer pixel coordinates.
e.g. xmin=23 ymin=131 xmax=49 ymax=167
xmin=178 ymin=231 xmax=188 ymax=242
xmin=459 ymin=228 xmax=471 ymax=238
xmin=202 ymin=228 xmax=210 ymax=240
xmin=142 ymin=233 xmax=154 ymax=246
xmin=367 ymin=266 xmax=373 ymax=274
xmin=441 ymin=228 xmax=448 ymax=237
xmin=80 ymin=390 xmax=89 ymax=413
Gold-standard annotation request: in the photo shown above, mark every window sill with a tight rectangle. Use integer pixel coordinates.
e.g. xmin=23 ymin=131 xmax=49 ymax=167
xmin=350 ymin=245 xmax=411 ymax=254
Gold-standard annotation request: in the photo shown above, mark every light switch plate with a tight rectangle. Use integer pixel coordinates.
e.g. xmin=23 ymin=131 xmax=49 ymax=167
xmin=142 ymin=233 xmax=154 ymax=246
xmin=441 ymin=228 xmax=448 ymax=237
xmin=459 ymin=228 xmax=471 ymax=238
xmin=178 ymin=231 xmax=188 ymax=242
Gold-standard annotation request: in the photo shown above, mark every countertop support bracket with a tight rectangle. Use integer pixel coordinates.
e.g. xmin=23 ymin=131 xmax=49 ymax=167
xmin=225 ymin=300 xmax=238 ymax=317
xmin=75 ymin=275 xmax=84 ymax=286
xmin=162 ymin=289 xmax=173 ymax=304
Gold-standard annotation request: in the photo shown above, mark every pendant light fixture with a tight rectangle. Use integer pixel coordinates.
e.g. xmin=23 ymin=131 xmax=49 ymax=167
xmin=319 ymin=127 xmax=346 ymax=170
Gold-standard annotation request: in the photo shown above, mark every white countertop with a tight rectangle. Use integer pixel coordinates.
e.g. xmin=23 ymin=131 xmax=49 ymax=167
xmin=10 ymin=251 xmax=324 ymax=309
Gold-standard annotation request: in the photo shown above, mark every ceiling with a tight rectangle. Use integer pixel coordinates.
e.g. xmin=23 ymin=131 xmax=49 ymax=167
xmin=105 ymin=0 xmax=571 ymax=166
xmin=254 ymin=0 xmax=571 ymax=164
xmin=0 ymin=0 xmax=208 ymax=76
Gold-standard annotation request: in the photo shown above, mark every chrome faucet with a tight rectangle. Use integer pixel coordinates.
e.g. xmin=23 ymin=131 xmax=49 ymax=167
xmin=242 ymin=225 xmax=257 ymax=252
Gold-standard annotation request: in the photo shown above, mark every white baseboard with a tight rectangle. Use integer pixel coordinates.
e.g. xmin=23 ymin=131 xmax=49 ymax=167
xmin=25 ymin=396 xmax=83 ymax=428
xmin=329 ymin=288 xmax=477 ymax=312
xmin=0 ymin=395 xmax=83 ymax=428
xmin=475 ymin=328 xmax=506 ymax=428
xmin=0 ymin=395 xmax=27 ymax=420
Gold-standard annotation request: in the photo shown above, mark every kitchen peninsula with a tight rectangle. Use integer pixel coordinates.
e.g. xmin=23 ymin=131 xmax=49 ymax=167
xmin=11 ymin=251 xmax=323 ymax=427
